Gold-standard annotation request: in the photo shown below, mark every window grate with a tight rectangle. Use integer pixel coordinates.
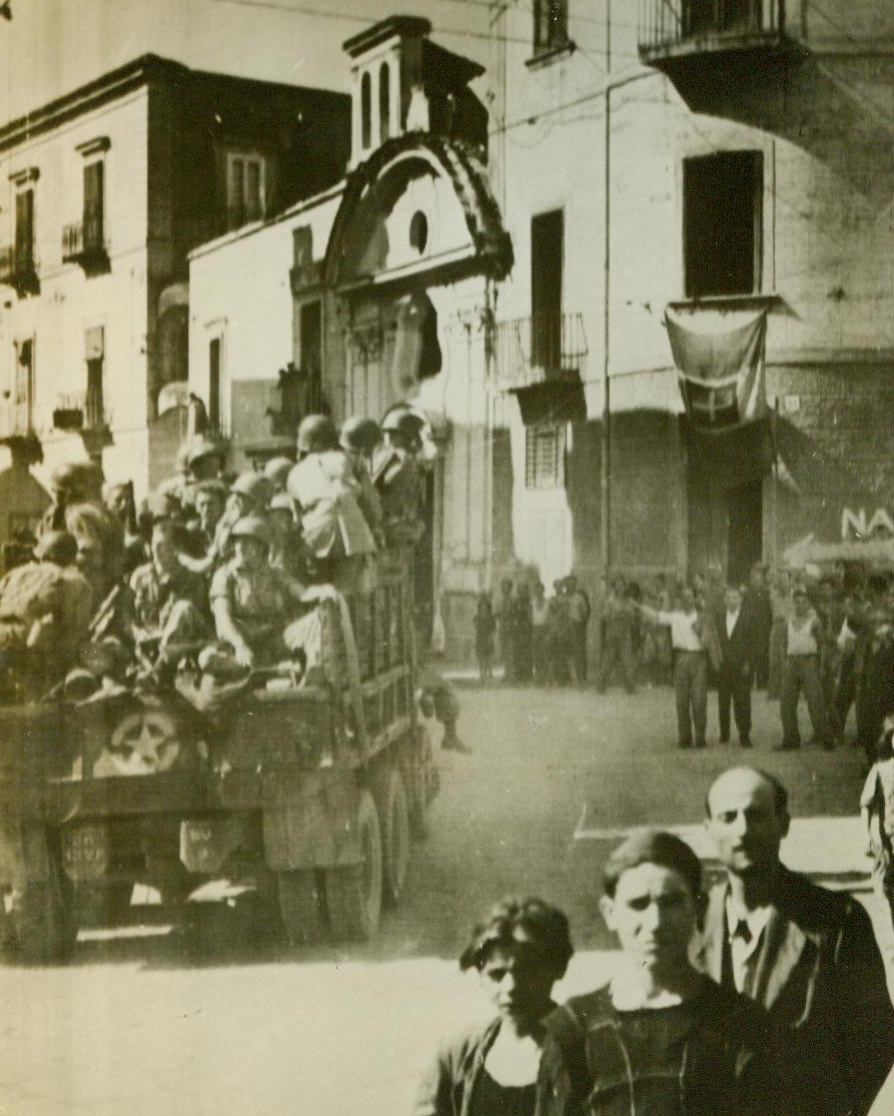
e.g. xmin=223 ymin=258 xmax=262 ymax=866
xmin=525 ymin=424 xmax=565 ymax=489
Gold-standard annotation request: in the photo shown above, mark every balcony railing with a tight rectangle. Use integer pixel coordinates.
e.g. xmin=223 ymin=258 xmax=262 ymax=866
xmin=53 ymin=390 xmax=109 ymax=432
xmin=639 ymin=0 xmax=785 ymax=57
xmin=62 ymin=212 xmax=109 ymax=272
xmin=493 ymin=313 xmax=587 ymax=390
xmin=0 ymin=243 xmax=40 ymax=296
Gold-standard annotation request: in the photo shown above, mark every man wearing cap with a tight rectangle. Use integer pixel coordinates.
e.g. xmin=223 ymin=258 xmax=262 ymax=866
xmin=208 ymin=514 xmax=305 ymax=670
xmin=778 ymin=584 xmax=831 ymax=750
xmin=0 ymin=531 xmax=93 ymax=696
xmin=699 ymin=765 xmax=894 ymax=1116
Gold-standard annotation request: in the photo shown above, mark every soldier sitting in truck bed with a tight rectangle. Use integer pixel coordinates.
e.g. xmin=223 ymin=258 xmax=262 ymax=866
xmin=125 ymin=519 xmax=209 ymax=670
xmin=205 ymin=515 xmax=308 ymax=674
xmin=287 ymin=415 xmax=377 ymax=587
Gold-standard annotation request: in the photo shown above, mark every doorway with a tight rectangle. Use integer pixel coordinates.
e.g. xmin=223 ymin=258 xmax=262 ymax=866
xmin=726 ymin=479 xmax=762 ymax=585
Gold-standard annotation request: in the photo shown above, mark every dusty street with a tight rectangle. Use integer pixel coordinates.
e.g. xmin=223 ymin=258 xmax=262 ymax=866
xmin=0 ymin=683 xmax=883 ymax=1116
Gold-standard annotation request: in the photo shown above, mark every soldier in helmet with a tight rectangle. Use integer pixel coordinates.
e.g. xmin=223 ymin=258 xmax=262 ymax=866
xmin=39 ymin=460 xmax=105 ymax=534
xmin=340 ymin=417 xmax=383 ymax=539
xmin=287 ymin=414 xmax=376 ymax=585
xmin=268 ymin=491 xmax=304 ymax=577
xmin=0 ymin=530 xmax=93 ymax=699
xmin=182 ymin=471 xmax=272 ymax=579
xmin=372 ymin=407 xmax=426 ymax=548
xmin=207 ymin=514 xmax=306 ymax=672
xmin=264 ymin=455 xmax=295 ymax=495
xmin=125 ymin=519 xmax=209 ymax=669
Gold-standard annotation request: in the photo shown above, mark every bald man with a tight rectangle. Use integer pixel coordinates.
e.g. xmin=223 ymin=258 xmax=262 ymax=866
xmin=697 ymin=766 xmax=894 ymax=1116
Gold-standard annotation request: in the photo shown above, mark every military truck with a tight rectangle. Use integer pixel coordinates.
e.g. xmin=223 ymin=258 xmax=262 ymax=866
xmin=0 ymin=553 xmax=438 ymax=962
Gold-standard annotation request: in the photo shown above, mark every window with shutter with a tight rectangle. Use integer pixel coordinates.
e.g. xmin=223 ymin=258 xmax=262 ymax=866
xmin=83 ymin=161 xmax=104 ymax=252
xmin=14 ymin=190 xmax=35 ymax=275
xmin=533 ymin=0 xmax=569 ymax=56
xmin=226 ymin=153 xmax=266 ymax=230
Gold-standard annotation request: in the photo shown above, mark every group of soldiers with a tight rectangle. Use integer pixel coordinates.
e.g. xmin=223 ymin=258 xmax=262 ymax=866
xmin=0 ymin=407 xmax=435 ymax=706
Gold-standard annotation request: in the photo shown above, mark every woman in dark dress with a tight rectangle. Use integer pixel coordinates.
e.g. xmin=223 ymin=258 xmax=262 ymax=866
xmin=414 ymin=896 xmax=573 ymax=1116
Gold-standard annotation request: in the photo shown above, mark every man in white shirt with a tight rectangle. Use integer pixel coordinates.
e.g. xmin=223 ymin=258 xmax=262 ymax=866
xmin=778 ymin=585 xmax=831 ymax=750
xmin=639 ymin=586 xmax=707 ymax=749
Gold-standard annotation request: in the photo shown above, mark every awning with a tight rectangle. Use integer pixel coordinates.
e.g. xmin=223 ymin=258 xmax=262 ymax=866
xmin=666 ymin=306 xmax=767 ymax=430
xmin=783 ymin=534 xmax=894 ymax=569
xmin=513 ymin=378 xmax=586 ymax=426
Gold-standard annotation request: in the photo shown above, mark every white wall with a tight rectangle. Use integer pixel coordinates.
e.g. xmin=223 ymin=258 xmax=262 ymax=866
xmin=0 ymin=87 xmax=151 ymax=486
xmin=188 ymin=189 xmax=342 ymax=469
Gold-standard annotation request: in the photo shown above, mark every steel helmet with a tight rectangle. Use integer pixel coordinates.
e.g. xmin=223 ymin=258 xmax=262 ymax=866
xmin=230 ymin=514 xmax=272 ymax=549
xmin=33 ymin=530 xmax=78 ymax=566
xmin=186 ymin=436 xmax=226 ymax=470
xmin=296 ymin=414 xmax=338 ymax=454
xmin=230 ymin=471 xmax=274 ymax=507
xmin=381 ymin=406 xmax=425 ymax=438
xmin=50 ymin=460 xmax=103 ymax=499
xmin=340 ymin=416 xmax=381 ymax=455
xmin=264 ymin=455 xmax=295 ymax=487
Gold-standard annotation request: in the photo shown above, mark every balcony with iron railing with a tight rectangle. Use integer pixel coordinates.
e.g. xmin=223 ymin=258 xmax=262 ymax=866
xmin=0 ymin=243 xmax=40 ymax=296
xmin=493 ymin=313 xmax=588 ymax=391
xmin=62 ymin=211 xmax=109 ymax=274
xmin=52 ymin=389 xmax=109 ymax=433
xmin=638 ymin=0 xmax=796 ymax=68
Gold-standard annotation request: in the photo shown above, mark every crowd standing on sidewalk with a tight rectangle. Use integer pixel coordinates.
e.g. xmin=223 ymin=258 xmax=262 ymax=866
xmin=480 ymin=562 xmax=894 ymax=757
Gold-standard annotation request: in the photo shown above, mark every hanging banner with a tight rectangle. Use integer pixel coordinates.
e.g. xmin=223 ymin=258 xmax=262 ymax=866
xmin=665 ymin=306 xmax=767 ymax=429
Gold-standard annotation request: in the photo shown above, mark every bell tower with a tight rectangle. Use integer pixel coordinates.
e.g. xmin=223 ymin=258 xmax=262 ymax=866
xmin=343 ymin=15 xmax=486 ymax=169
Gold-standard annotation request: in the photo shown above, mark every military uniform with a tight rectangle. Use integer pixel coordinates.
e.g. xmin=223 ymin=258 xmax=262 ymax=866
xmin=209 ymin=558 xmax=295 ymax=666
xmin=129 ymin=559 xmax=208 ymax=659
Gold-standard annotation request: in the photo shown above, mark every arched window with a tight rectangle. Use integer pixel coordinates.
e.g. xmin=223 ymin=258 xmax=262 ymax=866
xmin=361 ymin=72 xmax=372 ymax=149
xmin=379 ymin=62 xmax=391 ymax=142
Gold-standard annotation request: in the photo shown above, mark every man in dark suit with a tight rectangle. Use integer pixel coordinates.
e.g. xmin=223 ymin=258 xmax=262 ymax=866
xmin=716 ymin=584 xmax=757 ymax=747
xmin=699 ymin=766 xmax=894 ymax=1116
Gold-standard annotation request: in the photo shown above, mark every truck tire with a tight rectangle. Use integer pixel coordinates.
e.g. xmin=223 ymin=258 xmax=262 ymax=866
xmin=277 ymin=870 xmax=324 ymax=946
xmin=408 ymin=725 xmax=435 ymax=839
xmin=374 ymin=767 xmax=409 ymax=908
xmin=20 ymin=830 xmax=76 ymax=965
xmin=323 ymin=790 xmax=382 ymax=941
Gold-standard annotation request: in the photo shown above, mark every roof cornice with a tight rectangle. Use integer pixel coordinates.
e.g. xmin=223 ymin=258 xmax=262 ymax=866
xmin=0 ymin=54 xmax=186 ymax=154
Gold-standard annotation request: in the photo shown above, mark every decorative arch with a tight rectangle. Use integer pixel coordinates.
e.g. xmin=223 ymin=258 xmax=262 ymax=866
xmin=324 ymin=134 xmax=512 ymax=290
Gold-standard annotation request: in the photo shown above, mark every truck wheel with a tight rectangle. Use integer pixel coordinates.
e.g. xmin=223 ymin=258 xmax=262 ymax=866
xmin=324 ymin=791 xmax=382 ymax=941
xmin=277 ymin=870 xmax=324 ymax=946
xmin=408 ymin=725 xmax=435 ymax=839
xmin=374 ymin=768 xmax=409 ymax=908
xmin=20 ymin=831 xmax=76 ymax=965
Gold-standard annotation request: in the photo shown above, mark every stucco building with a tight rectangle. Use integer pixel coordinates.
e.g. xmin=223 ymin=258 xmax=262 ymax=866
xmin=0 ymin=54 xmax=349 ymax=491
xmin=489 ymin=0 xmax=894 ymax=598
xmin=191 ymin=2 xmax=894 ymax=661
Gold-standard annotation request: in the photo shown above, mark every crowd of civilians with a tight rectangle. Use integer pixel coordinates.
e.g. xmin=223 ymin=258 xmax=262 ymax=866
xmin=474 ymin=576 xmax=591 ymax=687
xmin=478 ymin=562 xmax=894 ymax=757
